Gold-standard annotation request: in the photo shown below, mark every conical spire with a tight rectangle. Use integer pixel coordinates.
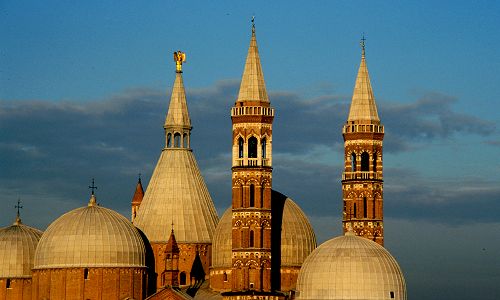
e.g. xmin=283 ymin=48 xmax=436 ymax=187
xmin=131 ymin=175 xmax=144 ymax=205
xmin=347 ymin=37 xmax=380 ymax=123
xmin=164 ymin=51 xmax=191 ymax=130
xmin=236 ymin=20 xmax=269 ymax=103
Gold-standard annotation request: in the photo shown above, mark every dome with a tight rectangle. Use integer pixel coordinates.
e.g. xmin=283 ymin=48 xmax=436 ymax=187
xmin=212 ymin=190 xmax=316 ymax=268
xmin=34 ymin=195 xmax=146 ymax=269
xmin=296 ymin=232 xmax=407 ymax=300
xmin=133 ymin=150 xmax=219 ymax=244
xmin=0 ymin=218 xmax=43 ymax=278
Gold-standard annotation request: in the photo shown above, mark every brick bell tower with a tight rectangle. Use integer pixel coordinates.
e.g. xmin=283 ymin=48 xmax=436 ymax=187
xmin=342 ymin=37 xmax=385 ymax=246
xmin=224 ymin=20 xmax=281 ymax=299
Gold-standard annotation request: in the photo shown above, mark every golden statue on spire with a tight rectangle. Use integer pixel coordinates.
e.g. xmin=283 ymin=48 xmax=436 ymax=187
xmin=173 ymin=50 xmax=186 ymax=73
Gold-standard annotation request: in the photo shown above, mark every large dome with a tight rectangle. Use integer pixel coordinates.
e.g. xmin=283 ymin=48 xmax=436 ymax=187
xmin=0 ymin=218 xmax=43 ymax=278
xmin=212 ymin=190 xmax=316 ymax=268
xmin=34 ymin=195 xmax=146 ymax=269
xmin=296 ymin=232 xmax=407 ymax=300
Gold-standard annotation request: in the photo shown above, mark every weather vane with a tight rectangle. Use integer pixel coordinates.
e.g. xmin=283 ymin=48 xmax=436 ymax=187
xmin=89 ymin=178 xmax=98 ymax=195
xmin=360 ymin=33 xmax=366 ymax=57
xmin=173 ymin=50 xmax=186 ymax=73
xmin=251 ymin=15 xmax=255 ymax=33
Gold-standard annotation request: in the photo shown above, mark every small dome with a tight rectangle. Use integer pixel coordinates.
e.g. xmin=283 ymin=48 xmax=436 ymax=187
xmin=212 ymin=190 xmax=316 ymax=268
xmin=296 ymin=233 xmax=407 ymax=300
xmin=34 ymin=196 xmax=146 ymax=269
xmin=0 ymin=219 xmax=43 ymax=278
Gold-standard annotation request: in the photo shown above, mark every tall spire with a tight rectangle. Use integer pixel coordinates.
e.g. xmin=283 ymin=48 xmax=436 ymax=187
xmin=236 ymin=18 xmax=269 ymax=103
xmin=164 ymin=51 xmax=191 ymax=132
xmin=347 ymin=36 xmax=380 ymax=123
xmin=131 ymin=174 xmax=144 ymax=222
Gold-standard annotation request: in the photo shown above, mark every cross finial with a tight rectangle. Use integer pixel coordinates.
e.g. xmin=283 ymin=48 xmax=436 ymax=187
xmin=360 ymin=33 xmax=366 ymax=57
xmin=171 ymin=221 xmax=175 ymax=233
xmin=251 ymin=15 xmax=255 ymax=34
xmin=15 ymin=198 xmax=23 ymax=220
xmin=89 ymin=178 xmax=97 ymax=195
xmin=138 ymin=173 xmax=142 ymax=184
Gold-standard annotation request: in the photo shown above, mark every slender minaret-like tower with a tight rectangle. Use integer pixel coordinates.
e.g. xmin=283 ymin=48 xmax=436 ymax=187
xmin=130 ymin=175 xmax=144 ymax=222
xmin=342 ymin=37 xmax=385 ymax=246
xmin=224 ymin=20 xmax=281 ymax=299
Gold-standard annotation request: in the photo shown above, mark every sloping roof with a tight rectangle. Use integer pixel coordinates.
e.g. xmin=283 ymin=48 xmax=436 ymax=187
xmin=165 ymin=72 xmax=191 ymax=129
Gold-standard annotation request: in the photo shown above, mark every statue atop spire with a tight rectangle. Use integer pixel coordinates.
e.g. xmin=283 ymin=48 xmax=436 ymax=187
xmin=173 ymin=50 xmax=186 ymax=73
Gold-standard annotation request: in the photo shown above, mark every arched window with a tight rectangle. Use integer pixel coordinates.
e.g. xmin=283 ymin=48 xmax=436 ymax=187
xmin=351 ymin=153 xmax=356 ymax=172
xmin=373 ymin=151 xmax=378 ymax=172
xmin=249 ymin=230 xmax=254 ymax=247
xmin=361 ymin=152 xmax=369 ymax=171
xmin=240 ymin=185 xmax=244 ymax=207
xmin=260 ymin=184 xmax=264 ymax=208
xmin=249 ymin=184 xmax=255 ymax=207
xmin=167 ymin=133 xmax=172 ymax=148
xmin=84 ymin=268 xmax=89 ymax=280
xmin=6 ymin=279 xmax=11 ymax=289
xmin=223 ymin=272 xmax=228 ymax=282
xmin=174 ymin=133 xmax=181 ymax=148
xmin=179 ymin=272 xmax=187 ymax=285
xmin=363 ymin=197 xmax=367 ymax=218
xmin=353 ymin=203 xmax=357 ymax=218
xmin=248 ymin=137 xmax=257 ymax=158
xmin=261 ymin=138 xmax=267 ymax=158
xmin=183 ymin=133 xmax=189 ymax=148
xmin=238 ymin=137 xmax=244 ymax=158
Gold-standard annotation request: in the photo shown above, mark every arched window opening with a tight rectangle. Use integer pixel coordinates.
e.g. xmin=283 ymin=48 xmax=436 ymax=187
xmin=373 ymin=151 xmax=378 ymax=172
xmin=260 ymin=185 xmax=264 ymax=208
xmin=84 ymin=268 xmax=89 ymax=280
xmin=261 ymin=138 xmax=267 ymax=158
xmin=260 ymin=227 xmax=264 ymax=247
xmin=363 ymin=197 xmax=367 ymax=218
xmin=249 ymin=230 xmax=254 ymax=247
xmin=351 ymin=153 xmax=356 ymax=172
xmin=248 ymin=137 xmax=257 ymax=158
xmin=353 ymin=203 xmax=357 ymax=218
xmin=241 ymin=229 xmax=245 ymax=247
xmin=223 ymin=272 xmax=228 ymax=282
xmin=174 ymin=133 xmax=181 ymax=148
xmin=240 ymin=185 xmax=244 ymax=207
xmin=167 ymin=133 xmax=172 ymax=148
xmin=6 ymin=279 xmax=11 ymax=289
xmin=238 ymin=137 xmax=244 ymax=158
xmin=361 ymin=152 xmax=369 ymax=171
xmin=179 ymin=272 xmax=187 ymax=285
xmin=183 ymin=133 xmax=189 ymax=148
xmin=249 ymin=184 xmax=255 ymax=207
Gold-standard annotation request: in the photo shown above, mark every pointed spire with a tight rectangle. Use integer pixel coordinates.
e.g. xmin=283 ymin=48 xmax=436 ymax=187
xmin=165 ymin=227 xmax=180 ymax=254
xmin=131 ymin=174 xmax=144 ymax=205
xmin=347 ymin=36 xmax=380 ymax=123
xmin=165 ymin=51 xmax=192 ymax=130
xmin=236 ymin=18 xmax=269 ymax=103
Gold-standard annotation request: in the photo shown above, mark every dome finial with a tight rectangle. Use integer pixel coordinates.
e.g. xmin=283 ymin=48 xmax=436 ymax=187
xmin=14 ymin=198 xmax=23 ymax=225
xmin=88 ymin=178 xmax=98 ymax=206
xmin=251 ymin=15 xmax=256 ymax=34
xmin=360 ymin=33 xmax=366 ymax=58
xmin=173 ymin=50 xmax=186 ymax=73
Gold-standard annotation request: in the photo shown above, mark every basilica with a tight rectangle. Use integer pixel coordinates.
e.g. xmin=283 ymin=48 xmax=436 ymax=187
xmin=0 ymin=23 xmax=407 ymax=300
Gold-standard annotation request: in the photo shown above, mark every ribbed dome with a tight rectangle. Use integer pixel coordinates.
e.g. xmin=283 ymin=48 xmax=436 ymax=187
xmin=133 ymin=149 xmax=219 ymax=243
xmin=34 ymin=196 xmax=146 ymax=269
xmin=212 ymin=191 xmax=316 ymax=268
xmin=0 ymin=220 xmax=42 ymax=278
xmin=296 ymin=233 xmax=407 ymax=300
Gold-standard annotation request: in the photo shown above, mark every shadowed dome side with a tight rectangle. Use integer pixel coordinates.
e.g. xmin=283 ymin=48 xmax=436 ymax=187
xmin=34 ymin=197 xmax=146 ymax=269
xmin=296 ymin=233 xmax=407 ymax=300
xmin=0 ymin=222 xmax=43 ymax=278
xmin=211 ymin=191 xmax=316 ymax=268
xmin=133 ymin=150 xmax=219 ymax=243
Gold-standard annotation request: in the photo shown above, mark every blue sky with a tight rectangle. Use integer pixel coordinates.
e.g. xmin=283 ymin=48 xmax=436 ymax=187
xmin=1 ymin=1 xmax=500 ymax=299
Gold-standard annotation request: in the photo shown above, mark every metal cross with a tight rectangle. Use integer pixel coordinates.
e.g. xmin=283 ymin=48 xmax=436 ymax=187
xmin=15 ymin=198 xmax=23 ymax=218
xmin=251 ymin=15 xmax=255 ymax=33
xmin=89 ymin=178 xmax=98 ymax=195
xmin=360 ymin=33 xmax=366 ymax=56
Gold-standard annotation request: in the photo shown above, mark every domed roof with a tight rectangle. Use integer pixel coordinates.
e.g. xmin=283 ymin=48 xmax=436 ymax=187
xmin=133 ymin=150 xmax=219 ymax=244
xmin=296 ymin=232 xmax=407 ymax=300
xmin=0 ymin=218 xmax=43 ymax=278
xmin=34 ymin=195 xmax=146 ymax=269
xmin=212 ymin=190 xmax=316 ymax=268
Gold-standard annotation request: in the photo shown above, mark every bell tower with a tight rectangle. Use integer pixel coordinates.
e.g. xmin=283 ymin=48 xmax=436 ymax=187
xmin=225 ymin=20 xmax=277 ymax=298
xmin=342 ymin=37 xmax=385 ymax=246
